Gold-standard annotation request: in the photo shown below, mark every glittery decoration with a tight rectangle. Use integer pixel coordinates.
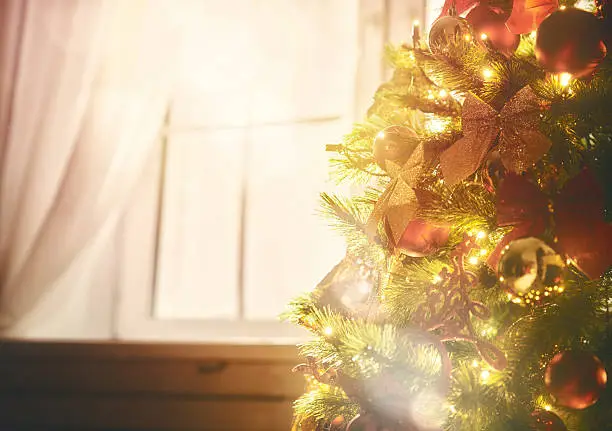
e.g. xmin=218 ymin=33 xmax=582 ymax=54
xmin=367 ymin=144 xmax=426 ymax=247
xmin=413 ymin=234 xmax=508 ymax=370
xmin=489 ymin=170 xmax=612 ymax=280
xmin=440 ymin=86 xmax=552 ymax=186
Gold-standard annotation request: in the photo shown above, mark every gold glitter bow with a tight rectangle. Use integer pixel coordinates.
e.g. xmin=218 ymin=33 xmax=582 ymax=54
xmin=440 ymin=86 xmax=552 ymax=186
xmin=366 ymin=144 xmax=426 ymax=247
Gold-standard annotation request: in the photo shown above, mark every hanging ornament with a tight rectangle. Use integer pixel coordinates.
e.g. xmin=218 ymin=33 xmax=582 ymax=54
xmin=535 ymin=8 xmax=607 ymax=77
xmin=428 ymin=15 xmax=473 ymax=54
xmin=544 ymin=350 xmax=608 ymax=409
xmin=529 ymin=410 xmax=567 ymax=431
xmin=488 ymin=170 xmax=612 ymax=280
xmin=396 ymin=219 xmax=450 ymax=257
xmin=373 ymin=126 xmax=419 ymax=171
xmin=366 ymin=144 xmax=429 ymax=250
xmin=466 ymin=5 xmax=519 ymax=55
xmin=506 ymin=0 xmax=558 ymax=34
xmin=319 ymin=416 xmax=346 ymax=431
xmin=440 ymin=86 xmax=552 ymax=186
xmin=498 ymin=237 xmax=564 ymax=306
xmin=315 ymin=257 xmax=378 ymax=319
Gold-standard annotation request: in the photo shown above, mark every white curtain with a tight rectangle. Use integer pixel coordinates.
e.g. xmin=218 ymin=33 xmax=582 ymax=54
xmin=0 ymin=0 xmax=179 ymax=334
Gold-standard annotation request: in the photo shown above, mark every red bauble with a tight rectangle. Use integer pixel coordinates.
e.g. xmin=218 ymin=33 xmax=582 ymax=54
xmin=544 ymin=350 xmax=608 ymax=409
xmin=396 ymin=219 xmax=450 ymax=257
xmin=466 ymin=5 xmax=519 ymax=55
xmin=529 ymin=410 xmax=566 ymax=431
xmin=535 ymin=8 xmax=607 ymax=77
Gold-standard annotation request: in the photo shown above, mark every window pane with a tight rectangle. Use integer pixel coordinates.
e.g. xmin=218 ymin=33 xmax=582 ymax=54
xmin=154 ymin=130 xmax=244 ymax=320
xmin=243 ymin=122 xmax=347 ymax=320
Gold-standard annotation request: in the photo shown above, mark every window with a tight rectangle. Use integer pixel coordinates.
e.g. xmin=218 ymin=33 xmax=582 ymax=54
xmin=116 ymin=0 xmax=426 ymax=343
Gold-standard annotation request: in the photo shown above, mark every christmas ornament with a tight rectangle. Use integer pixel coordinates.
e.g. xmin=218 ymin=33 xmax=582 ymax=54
xmin=489 ymin=170 xmax=612 ymax=280
xmin=440 ymin=86 xmax=552 ymax=186
xmin=466 ymin=5 xmax=519 ymax=55
xmin=397 ymin=219 xmax=450 ymax=257
xmin=535 ymin=8 xmax=607 ymax=77
xmin=544 ymin=350 xmax=607 ymax=409
xmin=428 ymin=15 xmax=472 ymax=53
xmin=366 ymin=144 xmax=428 ymax=249
xmin=529 ymin=410 xmax=567 ymax=431
xmin=498 ymin=237 xmax=564 ymax=305
xmin=506 ymin=0 xmax=558 ymax=34
xmin=373 ymin=126 xmax=419 ymax=170
xmin=315 ymin=257 xmax=378 ymax=319
xmin=413 ymin=234 xmax=508 ymax=370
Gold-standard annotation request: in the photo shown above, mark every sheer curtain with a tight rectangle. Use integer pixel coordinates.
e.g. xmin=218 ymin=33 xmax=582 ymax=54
xmin=0 ymin=0 xmax=179 ymax=335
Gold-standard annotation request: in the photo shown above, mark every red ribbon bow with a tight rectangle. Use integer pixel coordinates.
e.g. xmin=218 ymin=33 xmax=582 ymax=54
xmin=488 ymin=170 xmax=612 ymax=280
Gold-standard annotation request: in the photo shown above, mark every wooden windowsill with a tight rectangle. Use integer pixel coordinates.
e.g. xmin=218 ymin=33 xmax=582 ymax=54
xmin=0 ymin=339 xmax=300 ymax=362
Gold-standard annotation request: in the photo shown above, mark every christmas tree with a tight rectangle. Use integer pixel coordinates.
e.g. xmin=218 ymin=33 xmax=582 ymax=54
xmin=283 ymin=0 xmax=612 ymax=430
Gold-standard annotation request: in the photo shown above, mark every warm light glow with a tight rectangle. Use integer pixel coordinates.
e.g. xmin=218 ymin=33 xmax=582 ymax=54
xmin=324 ymin=326 xmax=333 ymax=336
xmin=480 ymin=369 xmax=491 ymax=381
xmin=480 ymin=249 xmax=488 ymax=256
xmin=432 ymin=274 xmax=443 ymax=284
xmin=480 ymin=33 xmax=488 ymax=41
xmin=482 ymin=68 xmax=494 ymax=80
xmin=544 ymin=404 xmax=552 ymax=411
xmin=438 ymin=89 xmax=448 ymax=98
xmin=476 ymin=231 xmax=486 ymax=239
xmin=464 ymin=34 xmax=472 ymax=42
xmin=499 ymin=276 xmax=505 ymax=282
xmin=512 ymin=297 xmax=522 ymax=304
xmin=376 ymin=130 xmax=385 ymax=139
xmin=469 ymin=256 xmax=478 ymax=265
xmin=559 ymin=72 xmax=572 ymax=87
xmin=426 ymin=117 xmax=449 ymax=134
xmin=530 ymin=31 xmax=537 ymax=38
xmin=560 ymin=5 xmax=567 ymax=9
xmin=449 ymin=405 xmax=457 ymax=414
xmin=472 ymin=360 xmax=479 ymax=368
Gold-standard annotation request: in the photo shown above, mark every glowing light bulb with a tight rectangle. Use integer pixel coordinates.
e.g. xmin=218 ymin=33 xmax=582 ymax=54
xmin=438 ymin=89 xmax=448 ymax=98
xmin=544 ymin=404 xmax=552 ymax=411
xmin=449 ymin=405 xmax=457 ymax=414
xmin=559 ymin=72 xmax=572 ymax=87
xmin=480 ymin=33 xmax=488 ymax=40
xmin=480 ymin=369 xmax=491 ymax=381
xmin=324 ymin=326 xmax=333 ymax=336
xmin=482 ymin=68 xmax=494 ymax=80
xmin=480 ymin=249 xmax=488 ymax=256
xmin=530 ymin=31 xmax=537 ymax=38
xmin=469 ymin=256 xmax=478 ymax=265
xmin=560 ymin=5 xmax=567 ymax=10
xmin=476 ymin=231 xmax=486 ymax=239
xmin=426 ymin=117 xmax=448 ymax=134
xmin=432 ymin=274 xmax=442 ymax=284
xmin=472 ymin=360 xmax=479 ymax=368
xmin=413 ymin=20 xmax=420 ymax=27
xmin=464 ymin=34 xmax=472 ymax=42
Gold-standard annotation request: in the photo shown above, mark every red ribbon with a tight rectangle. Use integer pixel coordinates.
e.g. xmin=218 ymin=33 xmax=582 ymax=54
xmin=488 ymin=170 xmax=612 ymax=280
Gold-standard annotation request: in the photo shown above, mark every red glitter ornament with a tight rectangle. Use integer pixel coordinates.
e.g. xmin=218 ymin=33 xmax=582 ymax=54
xmin=466 ymin=5 xmax=519 ymax=55
xmin=396 ymin=219 xmax=450 ymax=257
xmin=535 ymin=8 xmax=607 ymax=77
xmin=529 ymin=410 xmax=567 ymax=431
xmin=544 ymin=350 xmax=608 ymax=409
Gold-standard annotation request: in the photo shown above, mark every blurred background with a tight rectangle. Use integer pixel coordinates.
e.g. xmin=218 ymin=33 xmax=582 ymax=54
xmin=0 ymin=0 xmax=442 ymax=429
